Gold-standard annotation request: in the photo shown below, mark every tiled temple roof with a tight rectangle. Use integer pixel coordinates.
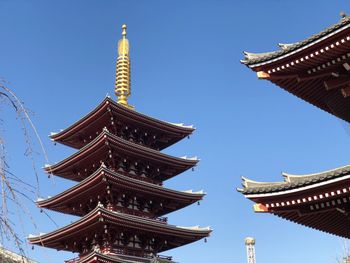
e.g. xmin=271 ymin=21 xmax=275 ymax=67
xmin=0 ymin=247 xmax=36 ymax=263
xmin=238 ymin=164 xmax=350 ymax=194
xmin=241 ymin=15 xmax=350 ymax=66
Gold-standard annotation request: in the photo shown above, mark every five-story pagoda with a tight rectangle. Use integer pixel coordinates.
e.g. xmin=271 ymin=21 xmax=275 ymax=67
xmin=29 ymin=25 xmax=211 ymax=263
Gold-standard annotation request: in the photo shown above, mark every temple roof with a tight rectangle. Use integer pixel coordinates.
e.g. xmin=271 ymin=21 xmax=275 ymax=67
xmin=45 ymin=130 xmax=198 ymax=182
xmin=240 ymin=14 xmax=350 ymax=123
xmin=238 ymin=164 xmax=350 ymax=238
xmin=38 ymin=166 xmax=204 ymax=216
xmin=242 ymin=15 xmax=350 ymax=66
xmin=238 ymin=164 xmax=350 ymax=195
xmin=0 ymin=247 xmax=36 ymax=263
xmin=28 ymin=205 xmax=211 ymax=252
xmin=50 ymin=97 xmax=194 ymax=150
xmin=69 ymin=252 xmax=175 ymax=263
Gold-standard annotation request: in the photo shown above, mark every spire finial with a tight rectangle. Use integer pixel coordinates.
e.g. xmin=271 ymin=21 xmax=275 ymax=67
xmin=115 ymin=24 xmax=134 ymax=109
xmin=122 ymin=24 xmax=127 ymax=37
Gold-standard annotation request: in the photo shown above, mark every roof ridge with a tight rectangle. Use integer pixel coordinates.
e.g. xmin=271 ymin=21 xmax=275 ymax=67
xmin=242 ymin=15 xmax=350 ymax=66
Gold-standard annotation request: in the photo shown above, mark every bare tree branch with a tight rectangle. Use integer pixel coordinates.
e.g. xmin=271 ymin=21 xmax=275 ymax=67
xmin=0 ymin=78 xmax=55 ymax=261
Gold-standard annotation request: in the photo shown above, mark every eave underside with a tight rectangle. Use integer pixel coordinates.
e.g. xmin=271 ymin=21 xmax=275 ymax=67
xmin=246 ymin=194 xmax=350 ymax=238
xmin=267 ymin=66 xmax=350 ymax=123
xmin=274 ymin=205 xmax=350 ymax=239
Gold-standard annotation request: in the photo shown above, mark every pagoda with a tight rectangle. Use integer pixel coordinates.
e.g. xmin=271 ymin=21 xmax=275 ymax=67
xmin=238 ymin=14 xmax=350 ymax=238
xmin=29 ymin=25 xmax=211 ymax=263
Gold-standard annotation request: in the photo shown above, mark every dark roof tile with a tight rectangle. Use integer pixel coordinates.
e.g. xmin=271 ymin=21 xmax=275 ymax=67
xmin=239 ymin=165 xmax=350 ymax=194
xmin=241 ymin=16 xmax=350 ymax=66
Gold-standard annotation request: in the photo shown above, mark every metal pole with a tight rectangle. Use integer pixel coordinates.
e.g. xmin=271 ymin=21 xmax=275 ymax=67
xmin=245 ymin=237 xmax=256 ymax=263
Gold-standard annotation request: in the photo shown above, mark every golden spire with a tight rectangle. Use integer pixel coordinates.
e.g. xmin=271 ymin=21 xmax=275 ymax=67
xmin=115 ymin=24 xmax=134 ymax=109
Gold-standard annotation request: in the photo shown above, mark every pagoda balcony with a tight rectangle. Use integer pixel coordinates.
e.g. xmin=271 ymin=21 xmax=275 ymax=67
xmin=51 ymin=97 xmax=194 ymax=150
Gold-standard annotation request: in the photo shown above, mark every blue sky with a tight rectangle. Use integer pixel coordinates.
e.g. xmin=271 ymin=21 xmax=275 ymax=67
xmin=1 ymin=1 xmax=350 ymax=262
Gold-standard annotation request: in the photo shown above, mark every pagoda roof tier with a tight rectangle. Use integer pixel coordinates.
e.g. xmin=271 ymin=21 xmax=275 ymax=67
xmin=50 ymin=97 xmax=194 ymax=150
xmin=241 ymin=15 xmax=350 ymax=123
xmin=28 ymin=205 xmax=211 ymax=253
xmin=38 ymin=167 xmax=205 ymax=217
xmin=238 ymin=164 xmax=350 ymax=238
xmin=45 ymin=130 xmax=198 ymax=183
xmin=66 ymin=252 xmax=175 ymax=263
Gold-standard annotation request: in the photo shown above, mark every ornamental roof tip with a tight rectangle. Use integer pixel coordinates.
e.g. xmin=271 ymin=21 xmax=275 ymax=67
xmin=278 ymin=42 xmax=299 ymax=50
xmin=281 ymin=172 xmax=292 ymax=182
xmin=241 ymin=176 xmax=262 ymax=187
xmin=180 ymin=156 xmax=199 ymax=161
xmin=176 ymin=225 xmax=211 ymax=231
xmin=236 ymin=187 xmax=244 ymax=193
xmin=28 ymin=233 xmax=46 ymax=238
xmin=49 ymin=132 xmax=57 ymax=136
xmin=182 ymin=189 xmax=205 ymax=195
xmin=167 ymin=122 xmax=195 ymax=129
xmin=41 ymin=164 xmax=52 ymax=169
xmin=241 ymin=51 xmax=277 ymax=64
xmin=240 ymin=175 xmax=286 ymax=188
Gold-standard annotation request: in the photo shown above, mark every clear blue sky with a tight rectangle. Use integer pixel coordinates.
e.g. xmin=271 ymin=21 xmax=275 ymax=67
xmin=1 ymin=1 xmax=350 ymax=262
